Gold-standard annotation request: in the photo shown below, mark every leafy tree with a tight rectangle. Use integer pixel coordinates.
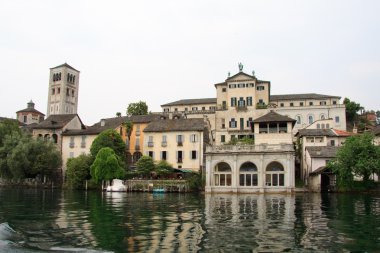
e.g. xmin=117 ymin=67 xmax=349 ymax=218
xmin=66 ymin=154 xmax=93 ymax=189
xmin=123 ymin=120 xmax=133 ymax=141
xmin=155 ymin=160 xmax=174 ymax=176
xmin=343 ymin=98 xmax=362 ymax=122
xmin=90 ymin=129 xmax=126 ymax=164
xmin=136 ymin=155 xmax=155 ymax=177
xmin=3 ymin=134 xmax=61 ymax=179
xmin=90 ymin=147 xmax=125 ymax=183
xmin=0 ymin=119 xmax=20 ymax=147
xmin=329 ymin=132 xmax=380 ymax=189
xmin=116 ymin=112 xmax=122 ymax=117
xmin=127 ymin=101 xmax=148 ymax=116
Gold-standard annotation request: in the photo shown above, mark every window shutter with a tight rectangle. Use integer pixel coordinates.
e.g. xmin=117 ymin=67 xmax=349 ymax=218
xmin=160 ymin=151 xmax=162 ymax=160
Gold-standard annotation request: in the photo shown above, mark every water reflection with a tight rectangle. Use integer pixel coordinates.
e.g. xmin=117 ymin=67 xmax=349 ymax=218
xmin=0 ymin=189 xmax=379 ymax=252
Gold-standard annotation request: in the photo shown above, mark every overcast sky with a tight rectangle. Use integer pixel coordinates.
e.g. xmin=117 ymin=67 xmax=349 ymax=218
xmin=1 ymin=0 xmax=379 ymax=125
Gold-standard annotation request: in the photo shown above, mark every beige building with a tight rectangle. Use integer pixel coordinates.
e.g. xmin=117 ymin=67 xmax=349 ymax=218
xmin=47 ymin=63 xmax=80 ymax=117
xmin=296 ymin=128 xmax=353 ymax=191
xmin=32 ymin=114 xmax=85 ymax=151
xmin=16 ymin=100 xmax=45 ymax=125
xmin=205 ymin=111 xmax=296 ymax=193
xmin=143 ymin=118 xmax=207 ymax=172
xmin=161 ymin=66 xmax=347 ymax=145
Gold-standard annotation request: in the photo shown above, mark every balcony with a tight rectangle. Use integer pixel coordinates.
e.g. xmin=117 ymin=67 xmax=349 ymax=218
xmin=161 ymin=141 xmax=167 ymax=147
xmin=177 ymin=158 xmax=183 ymax=163
xmin=80 ymin=143 xmax=86 ymax=148
xmin=177 ymin=141 xmax=183 ymax=147
xmin=148 ymin=142 xmax=154 ymax=147
xmin=206 ymin=144 xmax=294 ymax=154
xmin=235 ymin=105 xmax=247 ymax=112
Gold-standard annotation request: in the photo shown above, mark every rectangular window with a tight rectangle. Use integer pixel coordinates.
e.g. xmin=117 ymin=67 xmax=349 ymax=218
xmin=177 ymin=151 xmax=183 ymax=163
xmin=161 ymin=151 xmax=167 ymax=160
xmin=185 ymin=107 xmax=188 ymax=111
xmin=190 ymin=134 xmax=198 ymax=143
xmin=332 ymin=100 xmax=337 ymax=105
xmin=246 ymin=117 xmax=253 ymax=128
xmin=202 ymin=107 xmax=205 ymax=110
xmin=231 ymin=97 xmax=237 ymax=107
xmin=148 ymin=136 xmax=154 ymax=147
xmin=221 ymin=118 xmax=225 ymax=129
xmin=52 ymin=88 xmax=55 ymax=95
xmin=81 ymin=135 xmax=86 ymax=148
xmin=280 ymin=103 xmax=284 ymax=107
xmin=300 ymin=102 xmax=304 ymax=106
xmin=320 ymin=101 xmax=327 ymax=105
xmin=177 ymin=135 xmax=184 ymax=146
xmin=192 ymin=107 xmax=198 ymax=111
xmin=309 ymin=102 xmax=314 ymax=106
xmin=330 ymin=140 xmax=335 ymax=146
xmin=174 ymin=108 xmax=178 ymax=112
xmin=191 ymin=150 xmax=197 ymax=159
xmin=135 ymin=137 xmax=140 ymax=150
xmin=256 ymin=86 xmax=264 ymax=91
xmin=246 ymin=97 xmax=252 ymax=106
xmin=221 ymin=135 xmax=225 ymax=143
xmin=335 ymin=116 xmax=340 ymax=123
xmin=222 ymin=101 xmax=227 ymax=109
xmin=222 ymin=88 xmax=226 ymax=92
xmin=69 ymin=136 xmax=75 ymax=148
xmin=290 ymin=102 xmax=294 ymax=107
xmin=69 ymin=152 xmax=74 ymax=158
xmin=296 ymin=116 xmax=301 ymax=124
xmin=23 ymin=115 xmax=27 ymax=123
xmin=148 ymin=151 xmax=154 ymax=158
xmin=238 ymin=97 xmax=245 ymax=107
xmin=259 ymin=99 xmax=264 ymax=104
xmin=229 ymin=118 xmax=237 ymax=128
xmin=66 ymin=88 xmax=70 ymax=96
xmin=72 ymin=90 xmax=75 ymax=97
xmin=57 ymin=88 xmax=60 ymax=94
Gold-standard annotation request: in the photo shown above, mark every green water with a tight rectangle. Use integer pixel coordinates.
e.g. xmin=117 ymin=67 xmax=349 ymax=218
xmin=0 ymin=189 xmax=379 ymax=252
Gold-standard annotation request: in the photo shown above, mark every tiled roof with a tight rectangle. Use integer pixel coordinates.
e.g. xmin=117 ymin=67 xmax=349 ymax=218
xmin=161 ymin=98 xmax=217 ymax=107
xmin=296 ymin=129 xmax=336 ymax=137
xmin=16 ymin=107 xmax=45 ymax=115
xmin=62 ymin=114 xmax=162 ymax=136
xmin=50 ymin=63 xmax=79 ymax=72
xmin=34 ymin=114 xmax=82 ymax=129
xmin=373 ymin=125 xmax=380 ymax=136
xmin=270 ymin=93 xmax=340 ymax=101
xmin=306 ymin=146 xmax=339 ymax=158
xmin=144 ymin=118 xmax=205 ymax=132
xmin=253 ymin=111 xmax=296 ymax=123
xmin=332 ymin=129 xmax=354 ymax=137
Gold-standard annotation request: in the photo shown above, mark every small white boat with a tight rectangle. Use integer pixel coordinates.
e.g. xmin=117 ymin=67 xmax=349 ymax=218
xmin=106 ymin=179 xmax=126 ymax=192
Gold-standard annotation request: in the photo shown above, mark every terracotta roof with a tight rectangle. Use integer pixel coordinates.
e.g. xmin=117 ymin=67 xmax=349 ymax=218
xmin=34 ymin=114 xmax=83 ymax=129
xmin=62 ymin=114 xmax=161 ymax=136
xmin=270 ymin=93 xmax=340 ymax=101
xmin=253 ymin=111 xmax=296 ymax=123
xmin=50 ymin=63 xmax=79 ymax=72
xmin=373 ymin=125 xmax=380 ymax=136
xmin=306 ymin=146 xmax=339 ymax=158
xmin=144 ymin=118 xmax=205 ymax=132
xmin=296 ymin=129 xmax=336 ymax=137
xmin=332 ymin=129 xmax=354 ymax=137
xmin=16 ymin=107 xmax=45 ymax=115
xmin=161 ymin=98 xmax=217 ymax=107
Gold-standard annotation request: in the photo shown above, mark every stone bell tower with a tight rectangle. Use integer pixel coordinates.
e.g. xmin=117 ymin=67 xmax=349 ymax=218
xmin=47 ymin=63 xmax=80 ymax=117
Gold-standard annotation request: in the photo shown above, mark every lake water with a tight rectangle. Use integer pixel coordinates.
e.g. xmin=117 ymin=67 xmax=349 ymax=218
xmin=0 ymin=189 xmax=379 ymax=253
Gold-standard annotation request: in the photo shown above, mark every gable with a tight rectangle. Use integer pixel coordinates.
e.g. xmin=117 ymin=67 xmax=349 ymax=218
xmin=226 ymin=72 xmax=255 ymax=82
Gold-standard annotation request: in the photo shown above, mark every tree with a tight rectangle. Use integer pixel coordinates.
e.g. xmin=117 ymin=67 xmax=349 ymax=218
xmin=0 ymin=119 xmax=20 ymax=147
xmin=90 ymin=129 xmax=126 ymax=164
xmin=127 ymin=101 xmax=148 ymax=116
xmin=136 ymin=155 xmax=155 ymax=177
xmin=155 ymin=160 xmax=174 ymax=177
xmin=343 ymin=98 xmax=362 ymax=122
xmin=3 ymin=134 xmax=61 ymax=180
xmin=90 ymin=147 xmax=125 ymax=184
xmin=116 ymin=112 xmax=122 ymax=117
xmin=123 ymin=120 xmax=133 ymax=141
xmin=66 ymin=154 xmax=93 ymax=189
xmin=329 ymin=132 xmax=380 ymax=189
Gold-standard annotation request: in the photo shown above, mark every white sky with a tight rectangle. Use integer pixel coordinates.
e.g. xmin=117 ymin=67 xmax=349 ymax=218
xmin=1 ymin=0 xmax=379 ymax=125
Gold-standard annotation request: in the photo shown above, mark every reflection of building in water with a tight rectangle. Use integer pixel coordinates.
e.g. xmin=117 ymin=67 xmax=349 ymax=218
xmin=204 ymin=194 xmax=295 ymax=252
xmin=124 ymin=194 xmax=205 ymax=252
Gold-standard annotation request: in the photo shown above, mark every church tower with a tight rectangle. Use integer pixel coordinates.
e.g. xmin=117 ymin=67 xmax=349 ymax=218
xmin=47 ymin=63 xmax=80 ymax=117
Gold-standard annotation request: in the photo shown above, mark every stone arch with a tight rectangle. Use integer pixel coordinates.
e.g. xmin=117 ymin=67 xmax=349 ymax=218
xmin=44 ymin=134 xmax=50 ymax=141
xmin=52 ymin=134 xmax=58 ymax=144
xmin=320 ymin=114 xmax=326 ymax=120
xmin=265 ymin=161 xmax=285 ymax=187
xmin=239 ymin=162 xmax=258 ymax=186
xmin=213 ymin=162 xmax=232 ymax=186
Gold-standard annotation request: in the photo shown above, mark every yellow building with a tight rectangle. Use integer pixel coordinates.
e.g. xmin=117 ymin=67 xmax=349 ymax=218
xmin=143 ymin=118 xmax=207 ymax=172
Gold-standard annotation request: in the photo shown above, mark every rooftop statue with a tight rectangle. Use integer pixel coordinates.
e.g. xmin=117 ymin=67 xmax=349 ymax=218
xmin=238 ymin=62 xmax=243 ymax=72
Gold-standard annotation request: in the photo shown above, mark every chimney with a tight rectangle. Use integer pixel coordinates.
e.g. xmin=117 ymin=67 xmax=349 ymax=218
xmin=100 ymin=119 xmax=105 ymax=127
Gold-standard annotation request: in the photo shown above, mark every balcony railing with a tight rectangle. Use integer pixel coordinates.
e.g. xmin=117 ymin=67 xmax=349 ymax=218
xmin=236 ymin=105 xmax=247 ymax=111
xmin=206 ymin=144 xmax=294 ymax=153
xmin=148 ymin=142 xmax=154 ymax=147
xmin=161 ymin=141 xmax=167 ymax=147
xmin=80 ymin=143 xmax=86 ymax=148
xmin=177 ymin=141 xmax=183 ymax=147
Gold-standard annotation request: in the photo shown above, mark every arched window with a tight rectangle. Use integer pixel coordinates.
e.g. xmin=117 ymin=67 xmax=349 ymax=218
xmin=321 ymin=123 xmax=325 ymax=129
xmin=53 ymin=74 xmax=56 ymax=82
xmin=266 ymin=162 xmax=285 ymax=187
xmin=296 ymin=115 xmax=302 ymax=125
xmin=239 ymin=162 xmax=258 ymax=186
xmin=58 ymin=72 xmax=61 ymax=80
xmin=52 ymin=134 xmax=58 ymax=144
xmin=214 ymin=162 xmax=232 ymax=186
xmin=320 ymin=114 xmax=326 ymax=120
xmin=308 ymin=115 xmax=314 ymax=124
